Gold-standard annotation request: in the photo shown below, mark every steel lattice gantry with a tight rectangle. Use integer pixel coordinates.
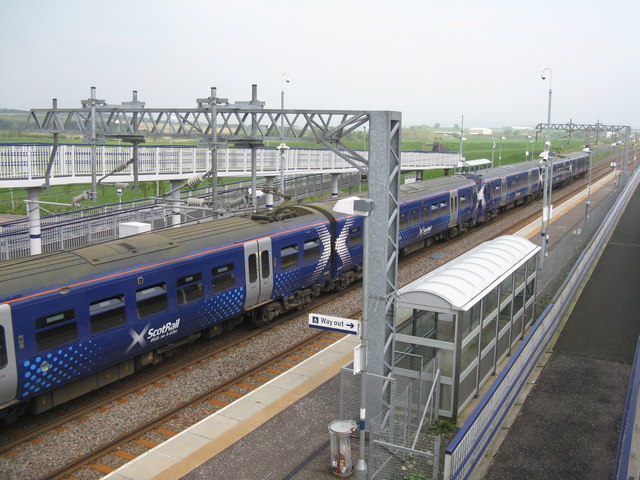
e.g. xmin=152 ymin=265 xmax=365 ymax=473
xmin=536 ymin=121 xmax=631 ymax=176
xmin=23 ymin=90 xmax=402 ymax=418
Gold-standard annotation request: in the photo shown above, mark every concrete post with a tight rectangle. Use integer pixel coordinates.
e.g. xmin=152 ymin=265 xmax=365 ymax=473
xmin=330 ymin=173 xmax=340 ymax=197
xmin=27 ymin=188 xmax=42 ymax=255
xmin=171 ymin=180 xmax=181 ymax=226
xmin=265 ymin=176 xmax=275 ymax=209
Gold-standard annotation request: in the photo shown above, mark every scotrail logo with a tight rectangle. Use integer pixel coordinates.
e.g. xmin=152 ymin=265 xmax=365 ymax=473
xmin=125 ymin=319 xmax=181 ymax=353
xmin=419 ymin=225 xmax=433 ymax=237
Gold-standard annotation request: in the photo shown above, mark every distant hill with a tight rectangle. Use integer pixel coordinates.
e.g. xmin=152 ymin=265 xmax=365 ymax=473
xmin=0 ymin=109 xmax=28 ymax=131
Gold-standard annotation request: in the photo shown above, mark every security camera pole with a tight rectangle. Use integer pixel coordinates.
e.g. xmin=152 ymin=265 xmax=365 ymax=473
xmin=540 ymin=68 xmax=552 ymax=269
xmin=279 ymin=73 xmax=291 ymax=201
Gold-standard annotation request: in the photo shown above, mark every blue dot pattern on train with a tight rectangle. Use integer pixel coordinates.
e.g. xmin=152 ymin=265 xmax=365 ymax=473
xmin=273 ymin=271 xmax=300 ymax=298
xmin=200 ymin=287 xmax=245 ymax=326
xmin=21 ymin=341 xmax=101 ymax=398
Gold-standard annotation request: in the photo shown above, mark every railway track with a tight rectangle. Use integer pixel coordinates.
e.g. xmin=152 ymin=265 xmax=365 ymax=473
xmin=43 ymin=330 xmax=346 ymax=480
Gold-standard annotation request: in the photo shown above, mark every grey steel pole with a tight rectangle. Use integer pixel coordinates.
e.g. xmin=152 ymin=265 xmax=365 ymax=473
xmin=355 ymin=214 xmax=370 ymax=480
xmin=352 ymin=197 xmax=374 ymax=480
xmin=211 ymin=87 xmax=219 ymax=214
xmin=279 ymin=74 xmax=288 ymax=200
xmin=251 ymin=84 xmax=258 ymax=210
xmin=491 ymin=137 xmax=495 ymax=167
xmin=540 ymin=68 xmax=552 ymax=269
xmin=583 ymin=147 xmax=592 ymax=226
xmin=90 ymin=86 xmax=97 ymax=201
xmin=623 ymin=126 xmax=630 ymax=178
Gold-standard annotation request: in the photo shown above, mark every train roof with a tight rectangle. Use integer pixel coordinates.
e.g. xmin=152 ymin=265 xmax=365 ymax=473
xmin=463 ymin=161 xmax=540 ymax=182
xmin=0 ymin=206 xmax=327 ymax=302
xmin=400 ymin=175 xmax=475 ymax=201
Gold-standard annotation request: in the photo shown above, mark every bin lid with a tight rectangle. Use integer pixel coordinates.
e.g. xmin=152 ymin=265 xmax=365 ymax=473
xmin=328 ymin=420 xmax=356 ymax=434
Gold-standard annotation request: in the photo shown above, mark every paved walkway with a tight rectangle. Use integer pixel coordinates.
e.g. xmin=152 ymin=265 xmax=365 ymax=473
xmin=482 ymin=184 xmax=640 ymax=479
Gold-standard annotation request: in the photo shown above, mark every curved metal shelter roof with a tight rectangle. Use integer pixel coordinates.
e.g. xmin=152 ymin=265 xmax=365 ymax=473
xmin=397 ymin=235 xmax=540 ymax=312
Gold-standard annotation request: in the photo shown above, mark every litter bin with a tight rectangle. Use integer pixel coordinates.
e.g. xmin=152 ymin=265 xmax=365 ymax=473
xmin=328 ymin=419 xmax=357 ymax=478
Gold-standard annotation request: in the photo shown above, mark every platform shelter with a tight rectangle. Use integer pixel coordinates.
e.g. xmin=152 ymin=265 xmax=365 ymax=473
xmin=394 ymin=235 xmax=540 ymax=418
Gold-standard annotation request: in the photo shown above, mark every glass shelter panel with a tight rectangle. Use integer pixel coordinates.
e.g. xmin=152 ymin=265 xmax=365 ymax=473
xmin=483 ymin=286 xmax=499 ymax=318
xmin=396 ymin=307 xmax=454 ymax=343
xmin=500 ymin=274 xmax=514 ymax=304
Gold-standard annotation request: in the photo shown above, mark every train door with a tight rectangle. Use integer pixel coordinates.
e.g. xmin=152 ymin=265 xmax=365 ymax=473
xmin=501 ymin=178 xmax=507 ymax=204
xmin=449 ymin=191 xmax=458 ymax=227
xmin=243 ymin=237 xmax=274 ymax=308
xmin=0 ymin=304 xmax=17 ymax=405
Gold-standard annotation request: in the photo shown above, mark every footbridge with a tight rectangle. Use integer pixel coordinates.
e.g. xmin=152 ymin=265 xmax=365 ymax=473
xmin=0 ymin=143 xmax=459 ymax=189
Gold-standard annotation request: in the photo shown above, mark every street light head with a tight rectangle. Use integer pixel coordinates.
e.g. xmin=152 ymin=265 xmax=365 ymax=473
xmin=285 ymin=77 xmax=291 ymax=83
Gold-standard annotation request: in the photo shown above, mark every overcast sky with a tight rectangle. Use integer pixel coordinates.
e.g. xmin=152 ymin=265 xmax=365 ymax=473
xmin=1 ymin=0 xmax=638 ymax=128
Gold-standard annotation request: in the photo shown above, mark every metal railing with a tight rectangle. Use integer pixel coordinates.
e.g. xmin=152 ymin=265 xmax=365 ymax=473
xmin=0 ymin=171 xmax=364 ymax=261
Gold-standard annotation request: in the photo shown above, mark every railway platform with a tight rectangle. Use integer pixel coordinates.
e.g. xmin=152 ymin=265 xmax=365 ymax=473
xmin=103 ymin=170 xmax=640 ymax=480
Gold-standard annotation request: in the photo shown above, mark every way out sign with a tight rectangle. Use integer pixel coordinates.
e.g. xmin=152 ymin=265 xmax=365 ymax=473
xmin=308 ymin=313 xmax=360 ymax=335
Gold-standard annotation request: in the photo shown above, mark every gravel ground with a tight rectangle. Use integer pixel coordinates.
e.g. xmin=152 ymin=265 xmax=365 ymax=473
xmin=0 ymin=202 xmax=538 ymax=480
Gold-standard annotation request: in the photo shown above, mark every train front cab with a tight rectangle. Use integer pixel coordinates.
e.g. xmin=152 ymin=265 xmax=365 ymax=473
xmin=0 ymin=304 xmax=18 ymax=419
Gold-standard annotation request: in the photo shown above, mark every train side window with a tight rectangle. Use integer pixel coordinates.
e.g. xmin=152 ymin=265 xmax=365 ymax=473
xmin=440 ymin=201 xmax=448 ymax=213
xmin=348 ymin=226 xmax=362 ymax=246
xmin=177 ymin=273 xmax=203 ymax=305
xmin=422 ymin=206 xmax=430 ymax=220
xmin=136 ymin=283 xmax=167 ymax=318
xmin=35 ymin=310 xmax=78 ymax=351
xmin=410 ymin=209 xmax=419 ymax=226
xmin=430 ymin=204 xmax=439 ymax=219
xmin=90 ymin=295 xmax=126 ymax=334
xmin=281 ymin=244 xmax=299 ymax=270
xmin=212 ymin=263 xmax=236 ymax=293
xmin=261 ymin=251 xmax=271 ymax=279
xmin=460 ymin=195 xmax=467 ymax=209
xmin=303 ymin=238 xmax=320 ymax=262
xmin=399 ymin=212 xmax=408 ymax=229
xmin=0 ymin=327 xmax=6 ymax=368
xmin=248 ymin=254 xmax=258 ymax=283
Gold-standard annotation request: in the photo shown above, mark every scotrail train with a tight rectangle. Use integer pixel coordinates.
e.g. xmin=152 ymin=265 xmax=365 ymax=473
xmin=0 ymin=153 xmax=588 ymax=421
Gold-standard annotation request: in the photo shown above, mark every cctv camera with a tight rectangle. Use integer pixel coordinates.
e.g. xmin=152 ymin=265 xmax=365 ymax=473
xmin=541 ymin=75 xmax=546 ymax=80
xmin=286 ymin=78 xmax=291 ymax=83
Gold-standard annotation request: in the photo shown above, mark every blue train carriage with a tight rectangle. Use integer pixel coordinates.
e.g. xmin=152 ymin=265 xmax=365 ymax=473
xmin=253 ymin=204 xmax=335 ymax=324
xmin=547 ymin=151 xmax=588 ymax=188
xmin=398 ymin=175 xmax=477 ymax=255
xmin=0 ymin=206 xmax=333 ymax=420
xmin=305 ymin=201 xmax=365 ymax=291
xmin=463 ymin=161 xmax=542 ymax=223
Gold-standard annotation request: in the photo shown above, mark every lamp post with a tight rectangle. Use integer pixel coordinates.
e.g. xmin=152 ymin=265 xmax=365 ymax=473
xmin=332 ymin=196 xmax=375 ymax=480
xmin=458 ymin=115 xmax=464 ymax=172
xmin=498 ymin=136 xmax=506 ymax=166
xmin=540 ymin=67 xmax=553 ymax=269
xmin=583 ymin=145 xmax=592 ymax=225
xmin=491 ymin=137 xmax=496 ymax=167
xmin=279 ymin=73 xmax=291 ymax=201
xmin=526 ymin=135 xmax=534 ymax=161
